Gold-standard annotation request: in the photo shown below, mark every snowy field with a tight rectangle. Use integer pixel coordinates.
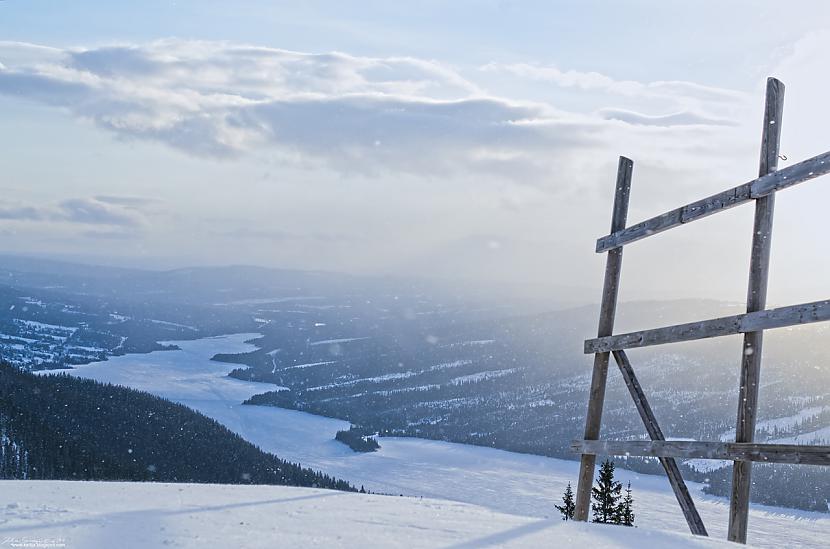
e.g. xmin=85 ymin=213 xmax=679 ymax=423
xmin=0 ymin=481 xmax=739 ymax=549
xmin=35 ymin=333 xmax=830 ymax=548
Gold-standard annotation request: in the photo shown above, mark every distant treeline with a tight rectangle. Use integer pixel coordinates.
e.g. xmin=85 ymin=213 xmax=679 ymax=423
xmin=703 ymin=462 xmax=829 ymax=512
xmin=0 ymin=364 xmax=354 ymax=492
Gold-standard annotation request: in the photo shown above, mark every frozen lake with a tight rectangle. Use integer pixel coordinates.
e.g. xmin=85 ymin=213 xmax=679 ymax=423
xmin=51 ymin=333 xmax=830 ymax=548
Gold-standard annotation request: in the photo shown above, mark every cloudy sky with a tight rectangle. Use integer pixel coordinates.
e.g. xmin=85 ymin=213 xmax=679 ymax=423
xmin=1 ymin=1 xmax=829 ymax=305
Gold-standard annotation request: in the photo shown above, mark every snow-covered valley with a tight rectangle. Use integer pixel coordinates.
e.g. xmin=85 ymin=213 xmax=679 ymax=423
xmin=22 ymin=333 xmax=829 ymax=548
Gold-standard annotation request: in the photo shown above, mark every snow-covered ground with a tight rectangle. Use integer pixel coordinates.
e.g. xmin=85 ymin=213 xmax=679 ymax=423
xmin=0 ymin=481 xmax=739 ymax=549
xmin=40 ymin=334 xmax=830 ymax=548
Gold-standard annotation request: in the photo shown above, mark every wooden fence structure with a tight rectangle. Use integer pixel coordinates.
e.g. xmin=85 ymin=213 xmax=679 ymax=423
xmin=571 ymin=77 xmax=830 ymax=544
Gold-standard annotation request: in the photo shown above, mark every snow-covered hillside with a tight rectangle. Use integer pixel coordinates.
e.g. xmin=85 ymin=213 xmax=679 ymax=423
xmin=0 ymin=481 xmax=741 ymax=549
xmin=42 ymin=334 xmax=830 ymax=548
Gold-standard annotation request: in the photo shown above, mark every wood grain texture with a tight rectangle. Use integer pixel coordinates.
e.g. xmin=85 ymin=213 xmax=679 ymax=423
xmin=574 ymin=157 xmax=633 ymax=522
xmin=571 ymin=440 xmax=830 ymax=466
xmin=594 ymin=149 xmax=830 ymax=254
xmin=730 ymin=76 xmax=785 ymax=546
xmin=584 ymin=299 xmax=830 ymax=354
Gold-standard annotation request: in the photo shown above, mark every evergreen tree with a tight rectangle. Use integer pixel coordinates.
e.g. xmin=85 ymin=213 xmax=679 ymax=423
xmin=555 ymin=482 xmax=575 ymax=521
xmin=0 ymin=364 xmax=356 ymax=492
xmin=591 ymin=459 xmax=622 ymax=524
xmin=620 ymin=481 xmax=635 ymax=527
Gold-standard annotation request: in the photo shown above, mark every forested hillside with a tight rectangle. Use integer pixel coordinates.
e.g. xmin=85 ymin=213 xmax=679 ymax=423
xmin=231 ymin=300 xmax=830 ymax=512
xmin=0 ymin=364 xmax=354 ymax=491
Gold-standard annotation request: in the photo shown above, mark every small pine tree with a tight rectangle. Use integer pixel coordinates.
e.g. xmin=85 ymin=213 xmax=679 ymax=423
xmin=555 ymin=482 xmax=575 ymax=520
xmin=620 ymin=481 xmax=635 ymax=527
xmin=591 ymin=459 xmax=623 ymax=524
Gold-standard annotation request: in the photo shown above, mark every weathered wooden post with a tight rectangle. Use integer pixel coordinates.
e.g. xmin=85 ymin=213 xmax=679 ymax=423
xmin=728 ymin=77 xmax=785 ymax=544
xmin=573 ymin=76 xmax=830 ymax=544
xmin=573 ymin=156 xmax=632 ymax=521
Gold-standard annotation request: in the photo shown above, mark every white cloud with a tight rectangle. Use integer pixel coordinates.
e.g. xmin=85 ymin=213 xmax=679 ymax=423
xmin=0 ymin=197 xmax=148 ymax=228
xmin=94 ymin=195 xmax=163 ymax=208
xmin=0 ymin=40 xmax=751 ymax=186
xmin=0 ymin=41 xmax=64 ymax=68
xmin=480 ymin=62 xmax=749 ymax=105
xmin=58 ymin=198 xmax=144 ymax=227
xmin=0 ymin=203 xmax=46 ymax=221
xmin=598 ymin=108 xmax=736 ymax=127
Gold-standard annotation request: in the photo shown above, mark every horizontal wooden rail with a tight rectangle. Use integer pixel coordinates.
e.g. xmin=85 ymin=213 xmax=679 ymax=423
xmin=584 ymin=299 xmax=830 ymax=353
xmin=595 ymin=150 xmax=830 ymax=253
xmin=571 ymin=440 xmax=830 ymax=466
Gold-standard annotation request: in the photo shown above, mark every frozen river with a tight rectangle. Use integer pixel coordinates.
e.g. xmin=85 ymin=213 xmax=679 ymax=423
xmin=50 ymin=333 xmax=830 ymax=548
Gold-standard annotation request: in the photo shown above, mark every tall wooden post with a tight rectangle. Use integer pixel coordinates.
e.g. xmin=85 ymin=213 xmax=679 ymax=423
xmin=728 ymin=77 xmax=785 ymax=544
xmin=574 ymin=156 xmax=633 ymax=521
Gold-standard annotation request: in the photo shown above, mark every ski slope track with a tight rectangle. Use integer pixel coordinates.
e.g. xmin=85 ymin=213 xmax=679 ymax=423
xmin=26 ymin=333 xmax=830 ymax=548
xmin=0 ymin=481 xmax=741 ymax=549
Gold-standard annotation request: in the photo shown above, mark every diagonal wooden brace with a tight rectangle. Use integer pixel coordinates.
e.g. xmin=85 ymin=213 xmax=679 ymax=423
xmin=612 ymin=350 xmax=708 ymax=536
